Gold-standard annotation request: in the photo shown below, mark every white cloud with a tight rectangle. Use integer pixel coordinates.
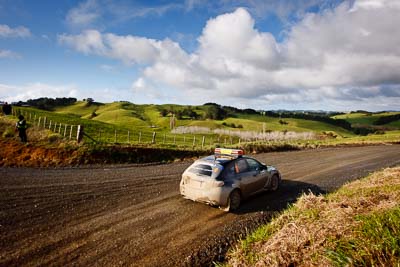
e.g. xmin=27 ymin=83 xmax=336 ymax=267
xmin=58 ymin=30 xmax=106 ymax=55
xmin=58 ymin=30 xmax=191 ymax=65
xmin=0 ymin=49 xmax=21 ymax=59
xmin=99 ymin=64 xmax=115 ymax=72
xmin=198 ymin=8 xmax=280 ymax=70
xmin=0 ymin=83 xmax=79 ymax=103
xmin=65 ymin=0 xmax=101 ymax=29
xmin=59 ymin=1 xmax=400 ymax=110
xmin=41 ymin=34 xmax=51 ymax=41
xmin=351 ymin=0 xmax=400 ymax=11
xmin=65 ymin=0 xmax=181 ymax=30
xmin=0 ymin=82 xmax=135 ymax=104
xmin=0 ymin=24 xmax=31 ymax=38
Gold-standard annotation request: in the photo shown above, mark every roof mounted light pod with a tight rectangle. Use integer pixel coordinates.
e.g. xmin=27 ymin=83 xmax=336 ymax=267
xmin=214 ymin=148 xmax=244 ymax=158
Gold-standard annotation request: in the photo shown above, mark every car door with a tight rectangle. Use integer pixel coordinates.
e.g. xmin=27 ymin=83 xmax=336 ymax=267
xmin=234 ymin=158 xmax=260 ymax=197
xmin=245 ymin=158 xmax=268 ymax=191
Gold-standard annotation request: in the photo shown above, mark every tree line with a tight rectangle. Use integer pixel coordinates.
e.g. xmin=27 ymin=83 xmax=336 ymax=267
xmin=14 ymin=97 xmax=77 ymax=110
xmin=373 ymin=114 xmax=400 ymax=125
xmin=159 ymin=103 xmax=259 ymax=120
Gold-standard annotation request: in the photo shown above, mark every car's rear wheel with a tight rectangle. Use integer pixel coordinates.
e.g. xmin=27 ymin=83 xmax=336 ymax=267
xmin=222 ymin=189 xmax=241 ymax=212
xmin=270 ymin=174 xmax=280 ymax=191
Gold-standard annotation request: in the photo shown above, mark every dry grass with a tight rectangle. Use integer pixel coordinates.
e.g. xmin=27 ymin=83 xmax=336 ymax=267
xmin=0 ymin=115 xmax=76 ymax=146
xmin=225 ymin=167 xmax=400 ymax=267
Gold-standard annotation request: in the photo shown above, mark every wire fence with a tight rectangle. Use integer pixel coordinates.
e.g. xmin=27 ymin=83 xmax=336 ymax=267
xmin=11 ymin=108 xmax=242 ymax=148
xmin=12 ymin=108 xmax=82 ymax=142
xmin=11 ymin=107 xmax=317 ymax=148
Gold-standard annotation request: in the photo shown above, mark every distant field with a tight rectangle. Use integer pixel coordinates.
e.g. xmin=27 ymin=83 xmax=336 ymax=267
xmin=333 ymin=112 xmax=400 ymax=128
xmin=55 ymin=101 xmax=357 ymax=136
xmin=10 ymin=102 xmax=400 ymax=146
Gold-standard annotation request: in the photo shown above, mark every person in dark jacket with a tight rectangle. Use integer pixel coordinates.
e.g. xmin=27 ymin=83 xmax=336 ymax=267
xmin=16 ymin=115 xmax=28 ymax=142
xmin=2 ymin=102 xmax=12 ymax=115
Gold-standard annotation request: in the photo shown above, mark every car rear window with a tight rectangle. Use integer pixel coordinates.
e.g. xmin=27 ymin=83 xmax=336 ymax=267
xmin=188 ymin=164 xmax=213 ymax=176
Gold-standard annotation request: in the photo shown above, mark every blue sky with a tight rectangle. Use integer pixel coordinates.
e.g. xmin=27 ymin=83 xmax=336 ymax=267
xmin=1 ymin=0 xmax=399 ymax=111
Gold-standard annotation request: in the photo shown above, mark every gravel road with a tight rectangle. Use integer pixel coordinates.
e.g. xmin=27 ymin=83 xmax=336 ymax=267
xmin=1 ymin=145 xmax=400 ymax=266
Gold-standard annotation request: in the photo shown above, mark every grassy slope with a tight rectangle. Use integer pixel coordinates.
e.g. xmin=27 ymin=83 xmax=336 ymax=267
xmin=225 ymin=167 xmax=400 ymax=267
xmin=333 ymin=112 xmax=400 ymax=127
xmin=55 ymin=101 xmax=102 ymax=116
xmin=55 ymin=102 xmax=356 ymax=136
xmin=16 ymin=103 xmax=400 ymax=146
xmin=237 ymin=114 xmax=355 ymax=137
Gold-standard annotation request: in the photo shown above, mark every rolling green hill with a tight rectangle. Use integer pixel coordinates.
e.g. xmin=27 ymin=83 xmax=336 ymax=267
xmin=53 ymin=101 xmax=358 ymax=137
xmin=333 ymin=112 xmax=400 ymax=128
xmin=11 ymin=101 xmax=400 ymax=146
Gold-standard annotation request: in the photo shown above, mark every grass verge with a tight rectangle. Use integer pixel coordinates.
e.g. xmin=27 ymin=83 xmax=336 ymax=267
xmin=224 ymin=167 xmax=400 ymax=267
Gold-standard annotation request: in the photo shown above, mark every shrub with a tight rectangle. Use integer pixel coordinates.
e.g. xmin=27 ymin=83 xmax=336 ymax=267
xmin=2 ymin=127 xmax=15 ymax=138
xmin=48 ymin=133 xmax=61 ymax=143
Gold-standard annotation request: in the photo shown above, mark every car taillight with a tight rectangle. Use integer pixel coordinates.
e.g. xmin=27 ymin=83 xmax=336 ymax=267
xmin=214 ymin=181 xmax=224 ymax=187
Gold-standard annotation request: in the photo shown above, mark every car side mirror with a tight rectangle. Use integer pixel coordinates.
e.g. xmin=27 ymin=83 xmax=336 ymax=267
xmin=261 ymin=165 xmax=267 ymax=170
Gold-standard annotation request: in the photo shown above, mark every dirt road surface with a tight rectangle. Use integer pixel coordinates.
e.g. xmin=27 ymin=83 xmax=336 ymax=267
xmin=1 ymin=145 xmax=400 ymax=266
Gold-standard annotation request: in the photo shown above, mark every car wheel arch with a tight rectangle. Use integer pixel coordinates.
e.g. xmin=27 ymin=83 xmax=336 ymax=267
xmin=222 ymin=188 xmax=242 ymax=212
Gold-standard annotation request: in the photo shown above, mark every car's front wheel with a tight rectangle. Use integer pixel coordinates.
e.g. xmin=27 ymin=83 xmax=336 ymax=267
xmin=221 ymin=189 xmax=241 ymax=212
xmin=270 ymin=174 xmax=280 ymax=191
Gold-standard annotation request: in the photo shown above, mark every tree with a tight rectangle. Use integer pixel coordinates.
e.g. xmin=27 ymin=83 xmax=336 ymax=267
xmin=203 ymin=105 xmax=227 ymax=120
xmin=160 ymin=109 xmax=168 ymax=117
xmin=85 ymin=98 xmax=94 ymax=107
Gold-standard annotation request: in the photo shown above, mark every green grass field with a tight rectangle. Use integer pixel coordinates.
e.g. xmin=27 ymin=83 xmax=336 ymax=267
xmin=10 ymin=102 xmax=400 ymax=147
xmin=333 ymin=112 xmax=400 ymax=128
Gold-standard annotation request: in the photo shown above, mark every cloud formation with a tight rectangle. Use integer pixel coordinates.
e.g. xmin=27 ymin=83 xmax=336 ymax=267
xmin=0 ymin=82 xmax=133 ymax=104
xmin=0 ymin=24 xmax=31 ymax=38
xmin=65 ymin=0 xmax=181 ymax=30
xmin=60 ymin=0 xmax=400 ymax=110
xmin=65 ymin=0 xmax=101 ymax=29
xmin=0 ymin=49 xmax=21 ymax=59
xmin=0 ymin=83 xmax=78 ymax=103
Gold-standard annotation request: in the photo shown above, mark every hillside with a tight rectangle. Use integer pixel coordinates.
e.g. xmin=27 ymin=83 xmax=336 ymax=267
xmin=8 ymin=100 xmax=400 ymax=146
xmin=225 ymin=166 xmax=400 ymax=266
xmin=54 ymin=101 xmax=356 ymax=136
xmin=333 ymin=111 xmax=400 ymax=129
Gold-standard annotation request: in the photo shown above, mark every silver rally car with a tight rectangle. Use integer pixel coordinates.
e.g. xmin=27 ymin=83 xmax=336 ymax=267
xmin=179 ymin=148 xmax=281 ymax=211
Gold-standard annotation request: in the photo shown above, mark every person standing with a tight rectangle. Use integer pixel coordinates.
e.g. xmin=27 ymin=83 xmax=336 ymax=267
xmin=2 ymin=102 xmax=12 ymax=115
xmin=16 ymin=115 xmax=28 ymax=143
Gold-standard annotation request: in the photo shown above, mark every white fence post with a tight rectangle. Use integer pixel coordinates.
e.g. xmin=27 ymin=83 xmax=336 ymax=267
xmin=69 ymin=125 xmax=74 ymax=140
xmin=77 ymin=125 xmax=83 ymax=143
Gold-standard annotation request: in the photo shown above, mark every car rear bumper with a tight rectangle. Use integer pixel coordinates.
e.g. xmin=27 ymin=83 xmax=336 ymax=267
xmin=180 ymin=185 xmax=230 ymax=207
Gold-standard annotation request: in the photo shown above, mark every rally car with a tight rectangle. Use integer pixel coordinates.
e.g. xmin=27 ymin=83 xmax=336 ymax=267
xmin=179 ymin=148 xmax=281 ymax=211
